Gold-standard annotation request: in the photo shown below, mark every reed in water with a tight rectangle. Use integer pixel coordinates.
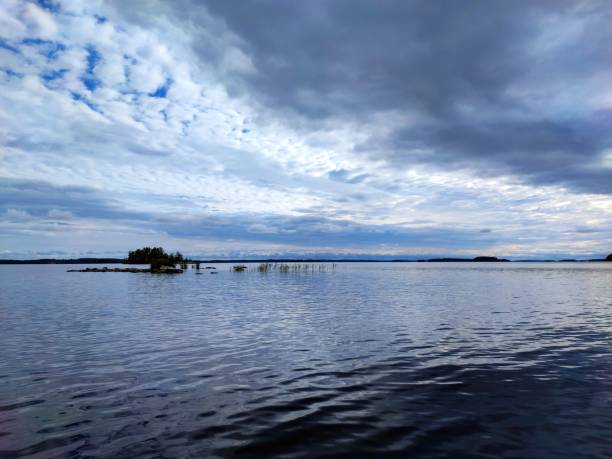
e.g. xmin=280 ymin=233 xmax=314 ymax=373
xmin=232 ymin=263 xmax=337 ymax=273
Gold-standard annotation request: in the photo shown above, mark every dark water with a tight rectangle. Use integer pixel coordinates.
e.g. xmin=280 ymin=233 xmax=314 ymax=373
xmin=1 ymin=262 xmax=611 ymax=458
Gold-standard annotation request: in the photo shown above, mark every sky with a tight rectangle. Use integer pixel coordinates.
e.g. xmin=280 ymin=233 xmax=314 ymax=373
xmin=0 ymin=0 xmax=611 ymax=260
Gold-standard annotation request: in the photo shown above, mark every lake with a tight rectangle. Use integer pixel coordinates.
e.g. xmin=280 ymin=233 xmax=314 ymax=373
xmin=1 ymin=262 xmax=611 ymax=458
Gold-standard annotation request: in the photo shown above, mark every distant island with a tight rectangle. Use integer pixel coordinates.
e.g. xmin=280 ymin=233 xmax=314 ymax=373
xmin=421 ymin=256 xmax=510 ymax=262
xmin=0 ymin=258 xmax=125 ymax=264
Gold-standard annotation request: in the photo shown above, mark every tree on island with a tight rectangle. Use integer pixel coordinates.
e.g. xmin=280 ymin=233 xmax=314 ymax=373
xmin=126 ymin=247 xmax=184 ymax=265
xmin=607 ymin=254 xmax=612 ymax=261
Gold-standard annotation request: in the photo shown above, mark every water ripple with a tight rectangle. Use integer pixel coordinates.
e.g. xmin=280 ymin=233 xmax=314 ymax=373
xmin=0 ymin=262 xmax=611 ymax=458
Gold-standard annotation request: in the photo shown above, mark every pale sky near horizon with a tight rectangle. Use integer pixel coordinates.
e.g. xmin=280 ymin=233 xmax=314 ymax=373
xmin=1 ymin=0 xmax=611 ymax=259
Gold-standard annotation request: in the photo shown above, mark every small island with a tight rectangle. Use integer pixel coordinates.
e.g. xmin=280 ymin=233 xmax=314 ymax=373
xmin=68 ymin=247 xmax=184 ymax=273
xmin=425 ymin=256 xmax=510 ymax=262
xmin=126 ymin=247 xmax=184 ymax=265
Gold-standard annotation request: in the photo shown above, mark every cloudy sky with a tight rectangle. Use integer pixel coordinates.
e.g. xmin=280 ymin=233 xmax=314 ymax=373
xmin=1 ymin=0 xmax=611 ymax=260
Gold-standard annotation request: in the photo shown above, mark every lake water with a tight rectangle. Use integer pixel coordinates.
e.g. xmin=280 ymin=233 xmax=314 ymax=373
xmin=1 ymin=262 xmax=611 ymax=458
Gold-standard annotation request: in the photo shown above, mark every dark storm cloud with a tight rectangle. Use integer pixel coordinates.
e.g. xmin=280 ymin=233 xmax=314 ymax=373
xmin=122 ymin=0 xmax=612 ymax=193
xmin=361 ymin=114 xmax=612 ymax=193
xmin=201 ymin=0 xmax=536 ymax=116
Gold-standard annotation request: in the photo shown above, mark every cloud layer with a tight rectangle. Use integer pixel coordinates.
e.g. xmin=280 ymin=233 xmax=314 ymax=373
xmin=0 ymin=1 xmax=611 ymax=259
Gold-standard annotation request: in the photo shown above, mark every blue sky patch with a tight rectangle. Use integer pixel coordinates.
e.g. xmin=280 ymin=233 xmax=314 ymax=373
xmin=41 ymin=68 xmax=68 ymax=82
xmin=70 ymin=92 xmax=99 ymax=112
xmin=34 ymin=0 xmax=60 ymax=13
xmin=21 ymin=39 xmax=66 ymax=59
xmin=79 ymin=45 xmax=102 ymax=91
xmin=0 ymin=39 xmax=20 ymax=54
xmin=85 ymin=45 xmax=101 ymax=73
xmin=81 ymin=76 xmax=100 ymax=91
xmin=149 ymin=79 xmax=172 ymax=98
xmin=2 ymin=69 xmax=23 ymax=79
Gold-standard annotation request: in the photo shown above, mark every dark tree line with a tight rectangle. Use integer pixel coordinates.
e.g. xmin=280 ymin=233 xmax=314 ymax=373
xmin=607 ymin=254 xmax=612 ymax=261
xmin=126 ymin=247 xmax=184 ymax=264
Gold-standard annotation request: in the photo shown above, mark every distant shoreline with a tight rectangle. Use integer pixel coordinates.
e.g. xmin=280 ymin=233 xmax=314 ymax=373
xmin=0 ymin=257 xmax=608 ymax=265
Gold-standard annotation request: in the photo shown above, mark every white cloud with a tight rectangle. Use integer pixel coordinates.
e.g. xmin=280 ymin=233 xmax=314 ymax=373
xmin=0 ymin=2 xmax=27 ymax=40
xmin=2 ymin=209 xmax=34 ymax=222
xmin=23 ymin=2 xmax=58 ymax=38
xmin=47 ymin=209 xmax=74 ymax=220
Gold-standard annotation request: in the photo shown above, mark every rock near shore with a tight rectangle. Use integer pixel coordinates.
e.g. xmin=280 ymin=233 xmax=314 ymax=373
xmin=68 ymin=266 xmax=183 ymax=273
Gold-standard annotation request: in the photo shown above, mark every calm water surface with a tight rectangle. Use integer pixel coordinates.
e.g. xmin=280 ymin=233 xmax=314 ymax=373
xmin=1 ymin=262 xmax=611 ymax=458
